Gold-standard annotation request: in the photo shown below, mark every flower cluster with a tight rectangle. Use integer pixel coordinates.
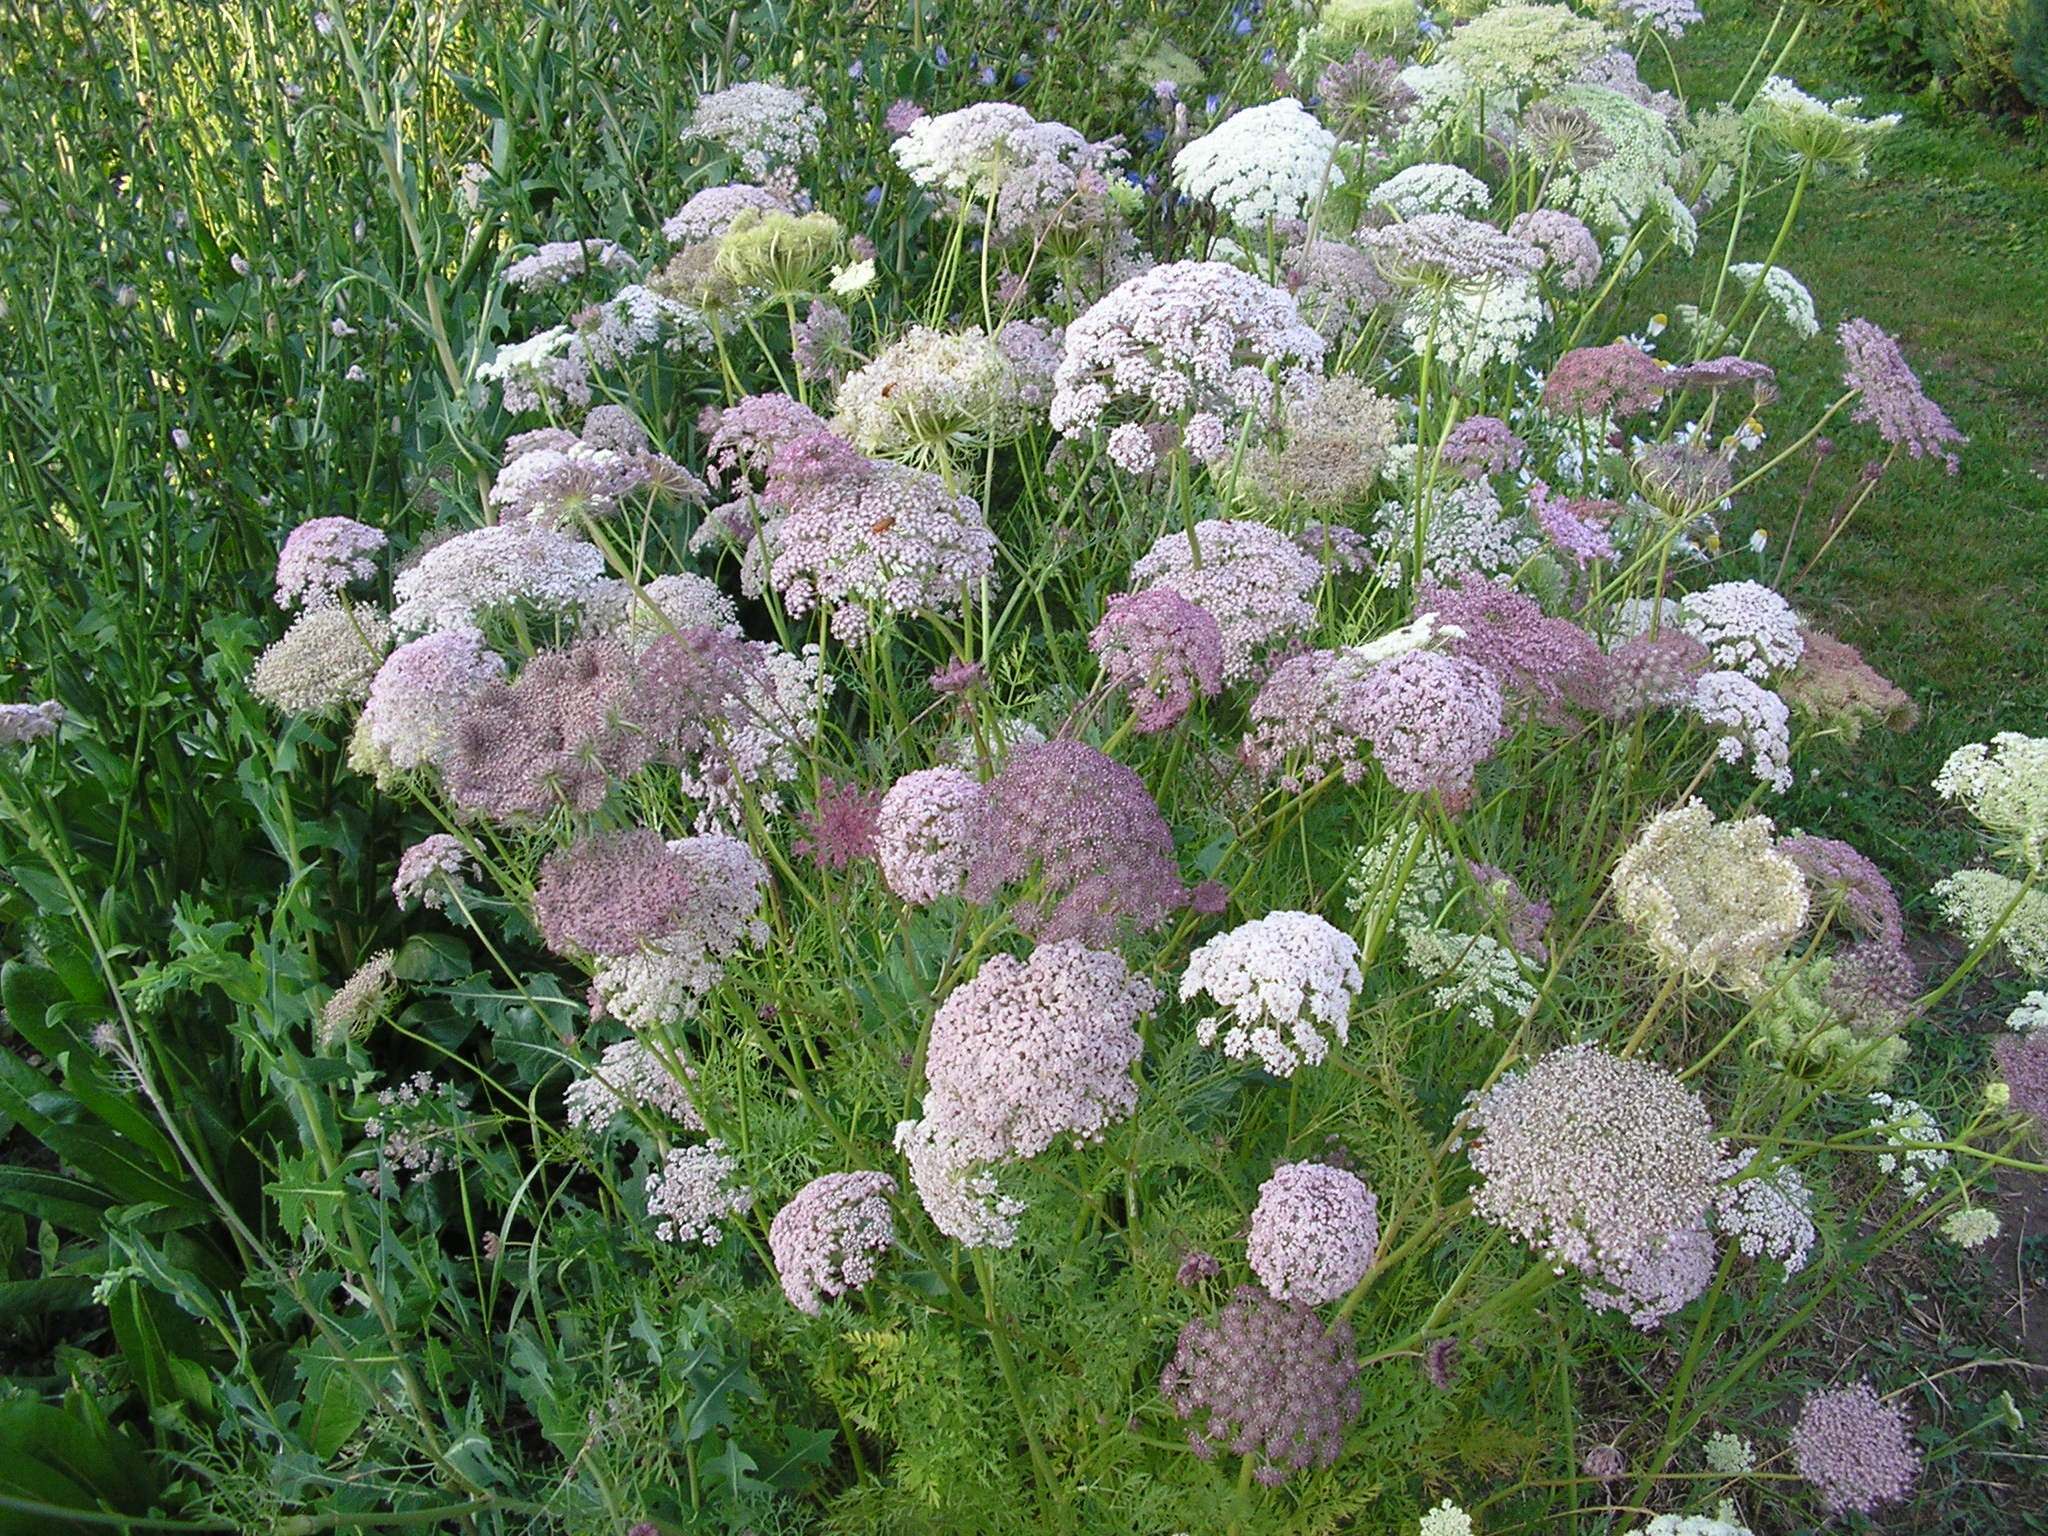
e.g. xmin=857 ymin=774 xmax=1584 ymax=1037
xmin=1688 ymin=671 xmax=1793 ymax=792
xmin=440 ymin=638 xmax=650 ymax=820
xmin=0 ymin=700 xmax=65 ymax=745
xmin=1611 ymin=802 xmax=1810 ymax=995
xmin=875 ymin=767 xmax=985 ymax=904
xmin=1676 ymin=581 xmax=1805 ymax=680
xmin=1439 ymin=3 xmax=1617 ymax=94
xmin=1933 ymin=868 xmax=2048 ymax=977
xmin=1281 ymin=239 xmax=1395 ymax=348
xmin=1050 ymin=263 xmax=1324 ymax=448
xmin=680 ymin=83 xmax=823 ymax=180
xmin=1934 ymin=732 xmax=2048 ymax=873
xmin=1725 ymin=262 xmax=1818 ymax=340
xmin=1247 ymin=1162 xmax=1379 ymax=1304
xmin=350 ymin=627 xmax=508 ymax=781
xmin=1778 ymin=629 xmax=1916 ymax=740
xmin=1462 ymin=1043 xmax=1728 ymax=1327
xmin=1424 ymin=575 xmax=1601 ymax=721
xmin=1363 ymin=212 xmax=1543 ymax=288
xmin=922 ymin=942 xmax=1157 ymax=1162
xmin=362 ymin=1070 xmax=467 ymax=1184
xmin=893 ymin=101 xmax=1035 ymax=190
xmin=662 ymin=182 xmax=791 ymax=246
xmin=389 ymin=525 xmax=608 ymax=638
xmin=586 ymin=835 xmax=771 ymax=1027
xmin=769 ymin=1171 xmax=898 ymax=1315
xmin=531 ymin=828 xmax=697 ymax=957
xmin=504 ymin=238 xmax=635 ymax=292
xmin=275 ymin=517 xmax=388 ymax=610
xmin=391 ymin=833 xmax=476 ymax=912
xmin=1129 ymin=519 xmax=1325 ymax=682
xmin=1401 ymin=926 xmax=1538 ymax=1027
xmin=1993 ymin=1031 xmax=2048 ymax=1129
xmin=1711 ymin=1151 xmax=1815 ymax=1272
xmin=1369 ymin=161 xmax=1490 ymax=218
xmin=1371 ymin=480 xmax=1543 ymax=584
xmin=563 ymin=1040 xmax=703 ymax=1133
xmin=833 ymin=324 xmax=1049 ymax=456
xmin=892 ymin=1109 xmax=1028 ymax=1249
xmin=1181 ymin=912 xmax=1363 ymax=1077
xmin=964 ymin=741 xmax=1186 ymax=945
xmin=645 ymin=1140 xmax=754 ymax=1245
xmin=758 ymin=444 xmax=997 ymax=644
xmin=1343 ymin=649 xmax=1505 ymax=798
xmin=1088 ymin=588 xmax=1225 ymax=734
xmin=1159 ymin=1286 xmax=1362 ymax=1485
xmin=489 ymin=413 xmax=701 ymax=531
xmin=1542 ymin=342 xmax=1667 ymax=419
xmin=1171 ymin=99 xmax=1342 ymax=226
xmin=1546 ymin=84 xmax=1690 ymax=244
xmin=1750 ymin=76 xmax=1900 ymax=176
xmin=321 ymin=951 xmax=397 ymax=1047
xmin=1241 ymin=377 xmax=1400 ymax=509
xmin=250 ymin=606 xmax=392 ymax=716
xmin=1510 ymin=208 xmax=1604 ymax=291
xmin=1790 ymin=1381 xmax=1921 ymax=1515
xmin=1865 ymin=1093 xmax=1951 ymax=1200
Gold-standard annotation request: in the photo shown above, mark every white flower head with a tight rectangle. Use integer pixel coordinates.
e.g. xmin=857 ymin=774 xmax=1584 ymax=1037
xmin=1172 ymin=99 xmax=1343 ymax=226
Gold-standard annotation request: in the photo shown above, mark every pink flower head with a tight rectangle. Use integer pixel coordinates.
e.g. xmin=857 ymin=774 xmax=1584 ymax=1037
xmin=391 ymin=833 xmax=477 ymax=911
xmin=1509 ymin=208 xmax=1602 ymax=291
xmin=795 ymin=777 xmax=882 ymax=869
xmin=662 ymin=182 xmax=790 ymax=246
xmin=1050 ymin=261 xmax=1324 ymax=442
xmin=356 ymin=627 xmax=508 ymax=776
xmin=531 ymin=828 xmax=696 ymax=957
xmin=1838 ymin=317 xmax=1965 ymax=473
xmin=1778 ymin=834 xmax=1905 ymax=945
xmin=1159 ymin=1286 xmax=1361 ymax=1483
xmin=965 ymin=741 xmax=1186 ymax=945
xmin=701 ymin=393 xmax=833 ymax=493
xmin=928 ymin=658 xmax=984 ymax=695
xmin=761 ymin=454 xmax=997 ymax=644
xmin=923 ymin=940 xmax=1157 ymax=1160
xmin=1791 ymin=1380 xmax=1921 ymax=1514
xmin=1089 ymin=588 xmax=1225 ymax=734
xmin=875 ymin=767 xmax=985 ymax=905
xmin=1247 ymin=1162 xmax=1379 ymax=1304
xmin=1995 ymin=1032 xmax=2048 ymax=1127
xmin=444 ymin=638 xmax=649 ymax=820
xmin=1541 ymin=343 xmax=1667 ymax=418
xmin=1342 ymin=649 xmax=1505 ymax=798
xmin=1438 ymin=416 xmax=1526 ymax=479
xmin=1565 ymin=629 xmax=1711 ymax=718
xmin=1465 ymin=861 xmax=1553 ymax=962
xmin=1664 ymin=355 xmax=1779 ymax=405
xmin=769 ymin=1171 xmax=898 ymax=1315
xmin=276 ymin=516 xmax=387 ymax=610
xmin=1422 ymin=575 xmax=1602 ymax=720
xmin=1130 ymin=519 xmax=1324 ymax=683
xmin=1529 ymin=481 xmax=1618 ymax=566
